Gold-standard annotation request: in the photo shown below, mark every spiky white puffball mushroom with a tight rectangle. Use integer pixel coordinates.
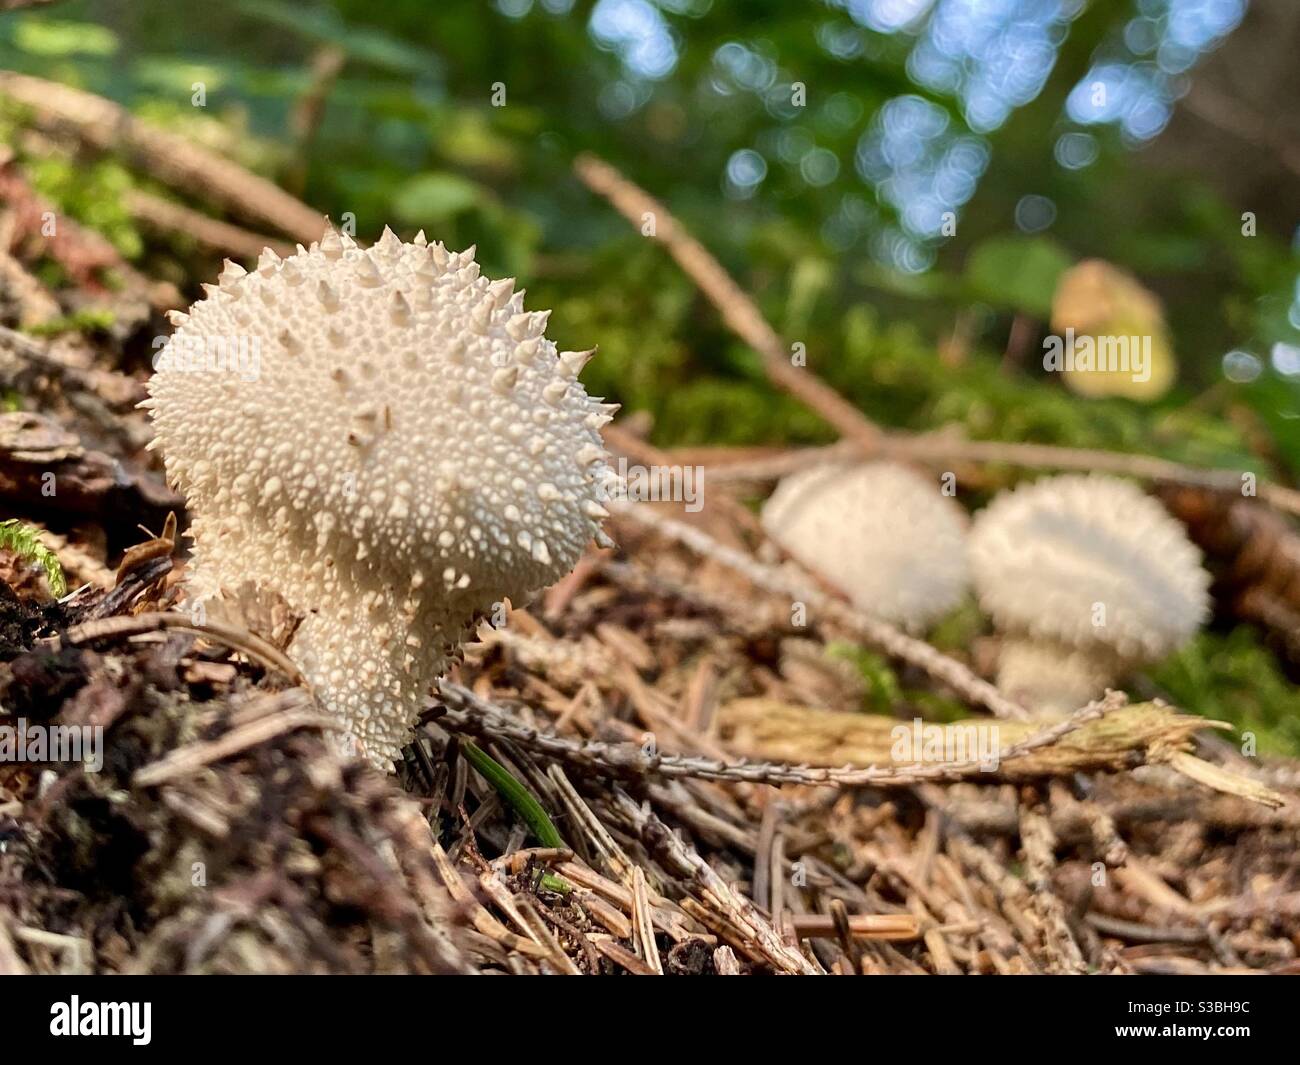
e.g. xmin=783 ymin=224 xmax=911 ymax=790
xmin=761 ymin=462 xmax=970 ymax=629
xmin=968 ymin=473 xmax=1211 ymax=712
xmin=146 ymin=225 xmax=616 ymax=768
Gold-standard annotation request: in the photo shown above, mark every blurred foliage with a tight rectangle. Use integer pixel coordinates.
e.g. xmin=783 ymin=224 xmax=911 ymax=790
xmin=26 ymin=156 xmax=143 ymax=260
xmin=0 ymin=1 xmax=1296 ymax=749
xmin=827 ymin=640 xmax=969 ymax=723
xmin=1153 ymin=629 xmax=1300 ymax=757
xmin=23 ymin=307 xmax=119 ymax=337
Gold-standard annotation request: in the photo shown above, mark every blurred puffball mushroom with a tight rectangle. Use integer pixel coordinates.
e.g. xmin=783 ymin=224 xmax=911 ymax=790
xmin=1050 ymin=259 xmax=1175 ymax=402
xmin=761 ymin=461 xmax=970 ymax=630
xmin=145 ymin=225 xmax=616 ymax=768
xmin=969 ymin=473 xmax=1211 ymax=712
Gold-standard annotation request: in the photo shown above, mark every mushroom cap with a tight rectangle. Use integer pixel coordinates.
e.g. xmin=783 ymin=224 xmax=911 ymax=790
xmin=146 ymin=228 xmax=614 ymax=765
xmin=761 ymin=462 xmax=970 ymax=629
xmin=968 ymin=474 xmax=1210 ymax=661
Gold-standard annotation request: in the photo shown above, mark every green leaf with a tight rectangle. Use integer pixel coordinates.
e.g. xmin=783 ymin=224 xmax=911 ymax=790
xmin=963 ymin=235 xmax=1072 ymax=318
xmin=13 ymin=20 xmax=118 ymax=58
xmin=238 ymin=0 xmax=444 ymax=76
xmin=393 ymin=172 xmax=483 ymax=225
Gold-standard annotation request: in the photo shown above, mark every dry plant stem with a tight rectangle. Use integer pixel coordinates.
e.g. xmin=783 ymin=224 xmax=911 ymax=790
xmin=602 ymin=422 xmax=762 ymax=537
xmin=133 ymin=691 xmax=339 ymax=788
xmin=891 ymin=435 xmax=1300 ymax=518
xmin=285 ymin=46 xmax=348 ymax=194
xmin=125 ymin=190 xmax=295 ymax=261
xmin=693 ymin=430 xmax=1300 ymax=519
xmin=544 ymin=765 xmax=640 ymax=885
xmin=607 ymin=788 xmax=821 ymax=975
xmin=630 ymin=867 xmax=664 ymax=974
xmin=1161 ymin=750 xmax=1288 ymax=808
xmin=428 ymin=840 xmax=549 ymax=959
xmin=1019 ymin=806 xmax=1087 ymax=973
xmin=575 ymin=153 xmax=881 ymax=451
xmin=51 ymin=611 xmax=307 ymax=685
xmin=434 ymin=681 xmax=1120 ymax=788
xmin=700 ymin=409 xmax=1300 ymax=527
xmin=694 ymin=442 xmax=863 ymax=484
xmin=788 ymin=914 xmax=919 ymax=940
xmin=0 ymin=72 xmax=325 ymax=243
xmin=615 ymin=501 xmax=1033 ymax=721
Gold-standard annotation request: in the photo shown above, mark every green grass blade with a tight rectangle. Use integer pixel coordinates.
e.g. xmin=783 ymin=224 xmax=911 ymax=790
xmin=460 ymin=740 xmax=564 ymax=849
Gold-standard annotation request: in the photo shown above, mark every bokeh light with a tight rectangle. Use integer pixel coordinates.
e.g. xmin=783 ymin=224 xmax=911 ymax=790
xmin=725 ymin=147 xmax=768 ymax=198
xmin=905 ymin=0 xmax=1078 ymax=134
xmin=1222 ymin=349 xmax=1262 ymax=383
xmin=1068 ymin=0 xmax=1245 ymax=143
xmin=1015 ymin=194 xmax=1057 ymax=232
xmin=1271 ymin=342 xmax=1300 ymax=378
xmin=582 ymin=0 xmax=1257 ymax=268
xmin=589 ymin=0 xmax=679 ymax=80
xmin=855 ymin=94 xmax=989 ymax=241
xmin=1054 ymin=131 xmax=1100 ymax=169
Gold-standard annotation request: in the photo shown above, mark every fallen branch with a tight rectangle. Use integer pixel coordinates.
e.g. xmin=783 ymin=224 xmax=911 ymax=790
xmin=430 ymin=682 xmax=1201 ymax=790
xmin=575 ymin=153 xmax=881 ymax=451
xmin=125 ymin=190 xmax=295 ymax=261
xmin=0 ymin=72 xmax=325 ymax=244
xmin=51 ymin=610 xmax=306 ymax=685
xmin=717 ymin=697 xmax=1287 ymax=806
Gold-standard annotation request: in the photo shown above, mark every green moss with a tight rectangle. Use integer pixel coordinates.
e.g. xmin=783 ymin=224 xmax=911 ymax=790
xmin=26 ymin=156 xmax=143 ymax=260
xmin=22 ymin=307 xmax=117 ymax=337
xmin=0 ymin=518 xmax=66 ymax=597
xmin=1151 ymin=629 xmax=1300 ymax=757
xmin=827 ymin=640 xmax=967 ymax=721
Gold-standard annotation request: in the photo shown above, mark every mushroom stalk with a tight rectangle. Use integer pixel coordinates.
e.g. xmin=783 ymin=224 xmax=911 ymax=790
xmin=994 ymin=637 xmax=1120 ymax=714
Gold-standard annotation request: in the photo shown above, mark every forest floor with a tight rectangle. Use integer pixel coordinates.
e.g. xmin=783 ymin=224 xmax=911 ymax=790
xmin=1 ymin=73 xmax=1299 ymax=975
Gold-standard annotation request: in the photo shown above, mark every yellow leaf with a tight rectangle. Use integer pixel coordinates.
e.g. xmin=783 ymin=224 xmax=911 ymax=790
xmin=1049 ymin=259 xmax=1175 ymax=401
